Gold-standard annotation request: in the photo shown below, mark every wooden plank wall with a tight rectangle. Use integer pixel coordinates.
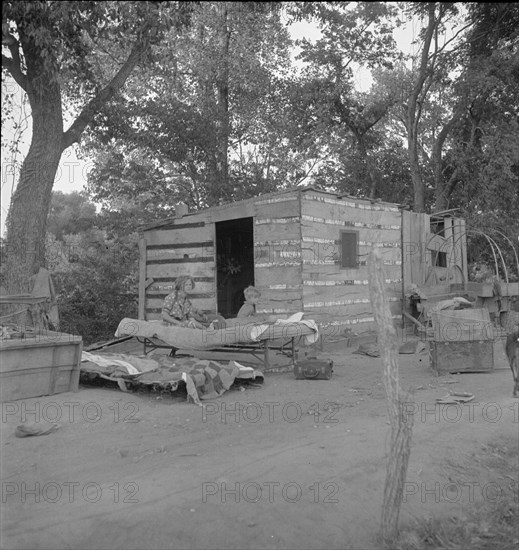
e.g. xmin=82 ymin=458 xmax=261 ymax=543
xmin=253 ymin=193 xmax=304 ymax=315
xmin=402 ymin=212 xmax=469 ymax=319
xmin=138 ymin=236 xmax=146 ymax=319
xmin=429 ymin=217 xmax=467 ymax=285
xmin=451 ymin=217 xmax=468 ymax=284
xmin=143 ymin=220 xmax=216 ymax=320
xmin=300 ymin=191 xmax=402 ymax=334
xmin=424 ymin=216 xmax=455 ymax=285
xmin=406 ymin=214 xmax=468 ymax=288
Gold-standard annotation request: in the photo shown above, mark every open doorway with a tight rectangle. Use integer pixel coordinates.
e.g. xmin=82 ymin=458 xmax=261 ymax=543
xmin=215 ymin=217 xmax=255 ymax=318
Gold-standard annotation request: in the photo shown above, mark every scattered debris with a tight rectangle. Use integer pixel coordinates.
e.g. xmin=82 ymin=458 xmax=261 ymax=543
xmin=15 ymin=422 xmax=61 ymax=438
xmin=436 ymin=391 xmax=475 ymax=404
xmin=353 ymin=343 xmax=380 ymax=357
xmin=426 ymin=297 xmax=473 ymax=318
xmin=398 ymin=340 xmax=427 ymax=354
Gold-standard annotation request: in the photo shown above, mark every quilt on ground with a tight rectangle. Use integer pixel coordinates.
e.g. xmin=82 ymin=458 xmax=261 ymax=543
xmin=81 ymin=352 xmax=263 ymax=405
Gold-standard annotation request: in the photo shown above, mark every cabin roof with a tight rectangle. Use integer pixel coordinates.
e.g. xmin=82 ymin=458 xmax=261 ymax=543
xmin=139 ymin=185 xmax=404 ymax=232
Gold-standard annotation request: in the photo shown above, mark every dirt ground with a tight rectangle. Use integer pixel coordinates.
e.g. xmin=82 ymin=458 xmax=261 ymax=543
xmin=1 ymin=337 xmax=517 ymax=550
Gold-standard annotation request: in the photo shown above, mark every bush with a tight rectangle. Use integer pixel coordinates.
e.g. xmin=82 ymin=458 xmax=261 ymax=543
xmin=52 ymin=232 xmax=139 ymax=346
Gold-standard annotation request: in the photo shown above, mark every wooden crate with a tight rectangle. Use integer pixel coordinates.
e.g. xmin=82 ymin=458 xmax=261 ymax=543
xmin=430 ymin=340 xmax=494 ymax=373
xmin=429 ymin=308 xmax=494 ymax=373
xmin=0 ymin=332 xmax=83 ymax=402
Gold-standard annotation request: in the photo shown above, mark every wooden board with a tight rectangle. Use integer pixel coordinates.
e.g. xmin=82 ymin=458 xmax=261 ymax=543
xmin=301 ymin=241 xmax=401 ymax=265
xmin=458 ymin=218 xmax=468 ymax=284
xmin=254 ymin=218 xmax=301 ymax=244
xmin=0 ymin=333 xmax=83 ymax=402
xmin=254 ymin=241 xmax=302 ymax=264
xmin=301 ymin=192 xmax=401 ymax=221
xmin=301 ymin=266 xmax=402 ymax=283
xmin=451 ymin=218 xmax=466 ymax=277
xmin=310 ymin=312 xmax=402 ymax=334
xmin=300 ymin=219 xmax=400 ymax=243
xmin=145 ymin=297 xmax=216 ymax=316
xmin=430 ymin=308 xmax=493 ymax=342
xmin=138 ymin=236 xmax=146 ymax=319
xmin=147 ymin=280 xmax=215 ymax=297
xmin=146 ymin=263 xmax=215 ymax=279
xmin=254 ymin=194 xmax=300 ymax=220
xmin=144 ymin=224 xmax=211 ymax=246
xmin=498 ymin=282 xmax=519 ymax=297
xmin=403 ymin=210 xmax=430 ymax=287
xmin=146 ymin=244 xmax=214 ymax=262
xmin=401 ymin=209 xmax=413 ymax=311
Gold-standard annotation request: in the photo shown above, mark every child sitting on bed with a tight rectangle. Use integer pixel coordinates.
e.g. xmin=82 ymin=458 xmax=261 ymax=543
xmin=237 ymin=286 xmax=261 ymax=318
xmin=162 ymin=276 xmax=208 ymax=329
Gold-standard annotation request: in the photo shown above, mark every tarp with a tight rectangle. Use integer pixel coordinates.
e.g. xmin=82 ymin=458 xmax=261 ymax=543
xmin=81 ymin=352 xmax=264 ymax=405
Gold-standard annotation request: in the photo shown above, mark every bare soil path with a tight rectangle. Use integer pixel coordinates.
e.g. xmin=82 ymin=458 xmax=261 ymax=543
xmin=1 ymin=340 xmax=517 ymax=549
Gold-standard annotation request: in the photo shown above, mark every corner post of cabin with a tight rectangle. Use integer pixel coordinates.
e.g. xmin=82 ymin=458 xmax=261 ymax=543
xmin=138 ymin=233 xmax=147 ymax=320
xmin=400 ymin=206 xmax=405 ymax=328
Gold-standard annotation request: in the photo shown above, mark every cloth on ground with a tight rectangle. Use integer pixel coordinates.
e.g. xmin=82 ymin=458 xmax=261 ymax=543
xmin=15 ymin=422 xmax=61 ymax=438
xmin=353 ymin=343 xmax=380 ymax=357
xmin=81 ymin=351 xmax=159 ymax=376
xmin=81 ymin=352 xmax=263 ymax=405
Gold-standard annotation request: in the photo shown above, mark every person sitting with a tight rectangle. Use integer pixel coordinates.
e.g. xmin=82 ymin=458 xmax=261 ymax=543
xmin=162 ymin=276 xmax=208 ymax=329
xmin=237 ymin=286 xmax=261 ymax=318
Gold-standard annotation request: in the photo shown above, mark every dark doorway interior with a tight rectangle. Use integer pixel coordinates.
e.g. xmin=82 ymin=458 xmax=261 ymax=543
xmin=215 ymin=217 xmax=255 ymax=318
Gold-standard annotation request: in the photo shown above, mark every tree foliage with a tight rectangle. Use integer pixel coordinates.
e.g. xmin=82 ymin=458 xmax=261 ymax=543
xmin=44 ymin=192 xmax=139 ymax=344
xmin=283 ymin=2 xmax=401 ymax=198
xmin=47 ymin=191 xmax=97 ymax=240
xmin=386 ymin=2 xmax=519 ymax=216
xmin=2 ymin=1 xmax=518 ymax=335
xmin=82 ymin=1 xmax=295 ymax=213
xmin=1 ymin=0 xmax=193 ymax=291
xmin=52 ymin=228 xmax=139 ymax=346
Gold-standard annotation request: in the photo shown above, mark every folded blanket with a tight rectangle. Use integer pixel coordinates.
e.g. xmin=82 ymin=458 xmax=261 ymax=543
xmin=249 ymin=319 xmax=319 ymax=345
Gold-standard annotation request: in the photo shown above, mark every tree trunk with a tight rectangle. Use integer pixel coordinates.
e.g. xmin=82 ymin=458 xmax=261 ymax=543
xmin=358 ymin=137 xmax=381 ymax=200
xmin=356 ymin=137 xmax=380 ymax=199
xmin=406 ymin=3 xmax=437 ymax=214
xmin=4 ymin=79 xmax=64 ymax=293
xmin=408 ymin=131 xmax=426 ymax=213
xmin=3 ymin=23 xmax=148 ymax=294
xmin=433 ymin=102 xmax=472 ymax=213
xmin=216 ymin=2 xmax=230 ymax=201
